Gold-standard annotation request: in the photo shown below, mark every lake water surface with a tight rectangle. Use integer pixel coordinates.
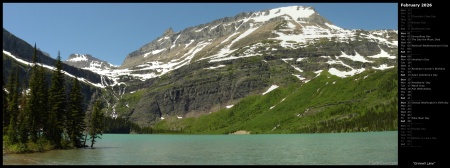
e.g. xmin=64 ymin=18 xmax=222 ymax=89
xmin=3 ymin=131 xmax=397 ymax=165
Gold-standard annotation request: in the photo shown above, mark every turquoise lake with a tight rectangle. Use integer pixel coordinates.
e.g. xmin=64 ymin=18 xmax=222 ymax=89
xmin=3 ymin=131 xmax=397 ymax=165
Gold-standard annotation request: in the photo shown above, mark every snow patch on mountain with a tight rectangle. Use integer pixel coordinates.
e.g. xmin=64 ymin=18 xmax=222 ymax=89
xmin=209 ymin=25 xmax=259 ymax=61
xmin=220 ymin=32 xmax=240 ymax=45
xmin=271 ymin=24 xmax=355 ymax=48
xmin=143 ymin=49 xmax=165 ymax=57
xmin=262 ymin=85 xmax=279 ymax=95
xmin=185 ymin=39 xmax=195 ymax=49
xmin=170 ymin=34 xmax=181 ymax=49
xmin=157 ymin=36 xmax=170 ymax=42
xmin=242 ymin=6 xmax=315 ymax=23
xmin=367 ymin=47 xmax=396 ymax=59
xmin=325 ymin=23 xmax=344 ymax=31
xmin=338 ymin=51 xmax=373 ymax=63
xmin=194 ymin=26 xmax=209 ymax=32
xmin=373 ymin=64 xmax=395 ymax=70
xmin=282 ymin=58 xmax=303 ymax=73
xmin=328 ymin=67 xmax=366 ymax=78
xmin=205 ymin=65 xmax=226 ymax=70
xmin=367 ymin=31 xmax=398 ymax=47
xmin=324 ymin=56 xmax=353 ymax=69
xmin=297 ymin=57 xmax=306 ymax=62
xmin=292 ymin=74 xmax=306 ymax=81
xmin=314 ymin=70 xmax=323 ymax=77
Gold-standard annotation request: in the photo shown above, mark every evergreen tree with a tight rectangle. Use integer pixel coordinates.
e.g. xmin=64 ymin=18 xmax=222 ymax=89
xmin=6 ymin=68 xmax=20 ymax=144
xmin=18 ymin=83 xmax=29 ymax=144
xmin=46 ymin=51 xmax=66 ymax=149
xmin=26 ymin=43 xmax=45 ymax=142
xmin=67 ymin=77 xmax=86 ymax=148
xmin=3 ymin=75 xmax=9 ymax=134
xmin=89 ymin=99 xmax=104 ymax=148
xmin=37 ymin=61 xmax=49 ymax=139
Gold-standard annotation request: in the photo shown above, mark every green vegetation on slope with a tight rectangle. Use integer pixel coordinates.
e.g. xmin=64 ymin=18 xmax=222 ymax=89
xmin=153 ymin=67 xmax=398 ymax=134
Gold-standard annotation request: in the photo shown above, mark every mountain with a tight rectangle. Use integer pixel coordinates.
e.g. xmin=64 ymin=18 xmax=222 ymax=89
xmin=3 ymin=6 xmax=398 ymax=132
xmin=115 ymin=6 xmax=396 ymax=81
xmin=88 ymin=6 xmax=397 ymax=128
xmin=64 ymin=53 xmax=117 ymax=70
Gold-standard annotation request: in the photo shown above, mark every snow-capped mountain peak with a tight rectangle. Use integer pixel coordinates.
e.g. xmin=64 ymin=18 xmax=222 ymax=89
xmin=242 ymin=6 xmax=317 ymax=23
xmin=64 ymin=53 xmax=117 ymax=70
xmin=67 ymin=53 xmax=89 ymax=62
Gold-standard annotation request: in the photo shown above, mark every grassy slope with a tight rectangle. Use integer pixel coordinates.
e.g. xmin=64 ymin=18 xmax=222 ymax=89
xmin=153 ymin=67 xmax=398 ymax=134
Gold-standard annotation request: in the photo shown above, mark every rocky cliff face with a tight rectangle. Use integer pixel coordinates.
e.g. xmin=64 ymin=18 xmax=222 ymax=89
xmin=124 ymin=57 xmax=298 ymax=125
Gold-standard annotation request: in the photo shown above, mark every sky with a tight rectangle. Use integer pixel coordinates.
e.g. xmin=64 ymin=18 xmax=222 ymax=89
xmin=3 ymin=3 xmax=397 ymax=66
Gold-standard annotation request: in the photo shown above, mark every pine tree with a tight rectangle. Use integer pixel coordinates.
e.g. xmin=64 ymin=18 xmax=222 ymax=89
xmin=3 ymin=75 xmax=9 ymax=134
xmin=36 ymin=60 xmax=49 ymax=137
xmin=26 ymin=43 xmax=46 ymax=142
xmin=6 ymin=68 xmax=20 ymax=144
xmin=46 ymin=51 xmax=66 ymax=149
xmin=37 ymin=62 xmax=49 ymax=139
xmin=67 ymin=77 xmax=86 ymax=148
xmin=18 ymin=83 xmax=29 ymax=144
xmin=89 ymin=99 xmax=104 ymax=148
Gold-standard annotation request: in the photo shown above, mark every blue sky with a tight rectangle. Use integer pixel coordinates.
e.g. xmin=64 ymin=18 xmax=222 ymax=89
xmin=3 ymin=3 xmax=397 ymax=66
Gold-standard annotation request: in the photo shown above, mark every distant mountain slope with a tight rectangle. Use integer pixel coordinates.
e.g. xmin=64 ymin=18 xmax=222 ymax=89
xmin=3 ymin=28 xmax=112 ymax=88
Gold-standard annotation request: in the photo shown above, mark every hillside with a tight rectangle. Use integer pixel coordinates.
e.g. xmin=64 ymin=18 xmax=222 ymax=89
xmin=153 ymin=67 xmax=397 ymax=134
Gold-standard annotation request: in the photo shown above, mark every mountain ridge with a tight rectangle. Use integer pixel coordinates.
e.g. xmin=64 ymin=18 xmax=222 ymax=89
xmin=121 ymin=6 xmax=329 ymax=68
